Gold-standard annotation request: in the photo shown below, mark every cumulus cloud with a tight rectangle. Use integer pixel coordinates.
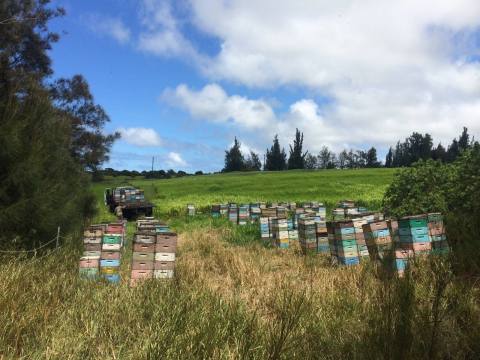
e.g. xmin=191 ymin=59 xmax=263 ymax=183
xmin=166 ymin=152 xmax=188 ymax=167
xmin=138 ymin=0 xmax=203 ymax=61
xmin=162 ymin=83 xmax=276 ymax=129
xmin=146 ymin=0 xmax=480 ymax=152
xmin=118 ymin=127 xmax=162 ymax=147
xmin=85 ymin=15 xmax=131 ymax=44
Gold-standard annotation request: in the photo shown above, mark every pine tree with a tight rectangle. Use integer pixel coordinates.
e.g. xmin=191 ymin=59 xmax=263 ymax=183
xmin=265 ymin=135 xmax=287 ymax=171
xmin=431 ymin=143 xmax=447 ymax=162
xmin=223 ymin=137 xmax=245 ymax=172
xmin=385 ymin=147 xmax=393 ymax=168
xmin=458 ymin=127 xmax=470 ymax=152
xmin=287 ymin=128 xmax=307 ymax=169
xmin=366 ymin=147 xmax=380 ymax=167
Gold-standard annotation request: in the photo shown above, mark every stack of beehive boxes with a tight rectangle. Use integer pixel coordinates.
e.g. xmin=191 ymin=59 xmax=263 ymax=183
xmin=211 ymin=204 xmax=221 ymax=218
xmin=428 ymin=213 xmax=449 ymax=255
xmin=363 ymin=221 xmax=393 ymax=261
xmin=80 ymin=224 xmax=104 ymax=279
xmin=298 ymin=218 xmax=317 ymax=255
xmin=250 ymin=204 xmax=261 ymax=221
xmin=220 ymin=204 xmax=229 ymax=216
xmin=333 ymin=208 xmax=346 ymax=221
xmin=131 ymin=218 xmax=158 ymax=286
xmin=260 ymin=217 xmax=271 ymax=242
xmin=327 ymin=221 xmax=337 ymax=258
xmin=131 ymin=218 xmax=177 ymax=286
xmin=154 ymin=231 xmax=177 ymax=280
xmin=276 ymin=206 xmax=288 ymax=219
xmin=316 ymin=219 xmax=329 ymax=253
xmin=271 ymin=218 xmax=289 ymax=248
xmin=287 ymin=217 xmax=298 ymax=242
xmin=351 ymin=217 xmax=368 ymax=259
xmin=335 ymin=220 xmax=360 ymax=265
xmin=395 ymin=215 xmax=431 ymax=274
xmin=187 ymin=204 xmax=195 ymax=216
xmin=100 ymin=223 xmax=124 ymax=284
xmin=238 ymin=205 xmax=250 ymax=225
xmin=228 ymin=204 xmax=238 ymax=224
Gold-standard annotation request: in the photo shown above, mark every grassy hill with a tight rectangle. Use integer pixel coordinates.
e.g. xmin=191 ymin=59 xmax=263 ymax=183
xmin=92 ymin=168 xmax=396 ymax=216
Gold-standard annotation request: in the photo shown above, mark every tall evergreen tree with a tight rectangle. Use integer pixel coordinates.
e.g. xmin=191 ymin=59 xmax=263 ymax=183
xmin=458 ymin=127 xmax=470 ymax=152
xmin=0 ymin=0 xmax=116 ymax=250
xmin=385 ymin=147 xmax=393 ymax=168
xmin=366 ymin=147 xmax=380 ymax=167
xmin=287 ymin=128 xmax=308 ymax=169
xmin=431 ymin=143 xmax=447 ymax=162
xmin=223 ymin=137 xmax=245 ymax=172
xmin=265 ymin=135 xmax=287 ymax=171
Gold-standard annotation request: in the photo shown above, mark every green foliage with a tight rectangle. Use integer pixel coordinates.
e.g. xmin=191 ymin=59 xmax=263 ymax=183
xmin=383 ymin=147 xmax=480 ymax=273
xmin=0 ymin=85 xmax=94 ymax=249
xmin=287 ymin=128 xmax=307 ymax=169
xmin=265 ymin=135 xmax=287 ymax=171
xmin=223 ymin=137 xmax=245 ymax=172
xmin=244 ymin=151 xmax=262 ymax=171
xmin=383 ymin=160 xmax=452 ymax=217
xmin=50 ymin=75 xmax=120 ymax=171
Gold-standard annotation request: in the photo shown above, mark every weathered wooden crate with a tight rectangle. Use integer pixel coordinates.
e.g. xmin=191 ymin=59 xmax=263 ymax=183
xmin=131 ymin=260 xmax=154 ymax=270
xmin=132 ymin=252 xmax=155 ymax=261
xmin=133 ymin=243 xmax=155 ymax=253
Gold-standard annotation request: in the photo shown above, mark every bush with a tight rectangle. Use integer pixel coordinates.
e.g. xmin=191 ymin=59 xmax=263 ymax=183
xmin=383 ymin=148 xmax=480 ymax=274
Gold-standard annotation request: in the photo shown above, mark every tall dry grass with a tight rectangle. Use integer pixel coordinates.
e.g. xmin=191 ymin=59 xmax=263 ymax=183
xmin=0 ymin=223 xmax=479 ymax=359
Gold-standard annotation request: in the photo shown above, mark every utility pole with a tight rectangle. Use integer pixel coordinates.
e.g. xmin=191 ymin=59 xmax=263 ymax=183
xmin=151 ymin=156 xmax=154 ymax=172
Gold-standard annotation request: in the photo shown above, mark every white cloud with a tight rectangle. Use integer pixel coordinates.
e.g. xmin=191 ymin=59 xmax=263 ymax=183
xmin=166 ymin=152 xmax=188 ymax=167
xmin=138 ymin=0 xmax=203 ymax=61
xmin=162 ymin=83 xmax=276 ymax=129
xmin=149 ymin=0 xmax=480 ymax=151
xmin=86 ymin=15 xmax=131 ymax=44
xmin=118 ymin=127 xmax=162 ymax=147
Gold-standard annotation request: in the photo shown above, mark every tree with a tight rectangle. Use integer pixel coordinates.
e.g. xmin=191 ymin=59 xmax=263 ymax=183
xmin=318 ymin=146 xmax=331 ymax=169
xmin=0 ymin=83 xmax=95 ymax=249
xmin=50 ymin=75 xmax=119 ymax=172
xmin=0 ymin=0 xmax=64 ymax=98
xmin=366 ymin=147 xmax=380 ymax=167
xmin=287 ymin=128 xmax=308 ymax=169
xmin=265 ymin=135 xmax=287 ymax=171
xmin=458 ymin=127 xmax=470 ymax=152
xmin=223 ymin=137 xmax=245 ymax=172
xmin=245 ymin=151 xmax=262 ymax=171
xmin=338 ymin=150 xmax=348 ymax=169
xmin=431 ymin=143 xmax=447 ymax=162
xmin=304 ymin=154 xmax=318 ymax=169
xmin=385 ymin=147 xmax=393 ymax=168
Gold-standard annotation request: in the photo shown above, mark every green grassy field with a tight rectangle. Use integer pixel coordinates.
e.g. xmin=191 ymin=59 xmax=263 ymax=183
xmin=2 ymin=168 xmax=479 ymax=359
xmin=92 ymin=168 xmax=395 ymax=217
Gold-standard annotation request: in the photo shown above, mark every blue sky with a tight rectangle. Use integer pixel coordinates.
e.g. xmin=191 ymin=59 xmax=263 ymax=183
xmin=49 ymin=0 xmax=480 ymax=172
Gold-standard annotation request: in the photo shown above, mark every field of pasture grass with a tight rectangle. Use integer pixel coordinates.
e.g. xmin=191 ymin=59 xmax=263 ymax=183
xmin=92 ymin=168 xmax=395 ymax=217
xmin=1 ymin=168 xmax=480 ymax=358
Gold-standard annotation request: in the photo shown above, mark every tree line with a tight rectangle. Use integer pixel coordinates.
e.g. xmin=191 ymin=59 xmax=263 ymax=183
xmin=223 ymin=129 xmax=381 ymax=172
xmin=224 ymin=127 xmax=477 ymax=172
xmin=1 ymin=1 xmax=117 ymax=249
xmin=385 ymin=127 xmax=476 ymax=167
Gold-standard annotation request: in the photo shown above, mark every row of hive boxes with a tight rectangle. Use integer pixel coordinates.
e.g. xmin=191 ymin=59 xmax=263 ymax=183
xmin=130 ymin=231 xmax=177 ymax=286
xmin=298 ymin=219 xmax=329 ymax=254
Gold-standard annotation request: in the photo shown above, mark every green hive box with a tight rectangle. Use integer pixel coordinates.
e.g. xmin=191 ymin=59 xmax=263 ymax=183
xmin=399 ymin=216 xmax=428 ymax=229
